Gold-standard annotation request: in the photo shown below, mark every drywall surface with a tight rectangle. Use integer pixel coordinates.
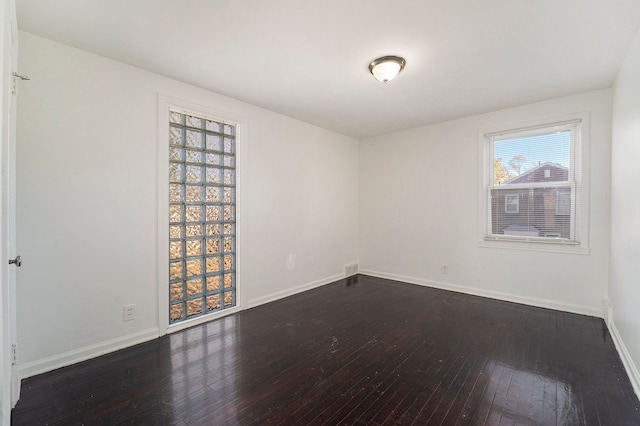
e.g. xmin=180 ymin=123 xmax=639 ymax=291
xmin=359 ymin=89 xmax=612 ymax=315
xmin=610 ymin=28 xmax=640 ymax=390
xmin=15 ymin=32 xmax=358 ymax=373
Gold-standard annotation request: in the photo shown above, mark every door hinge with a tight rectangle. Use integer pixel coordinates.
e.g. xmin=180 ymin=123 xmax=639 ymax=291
xmin=11 ymin=343 xmax=18 ymax=365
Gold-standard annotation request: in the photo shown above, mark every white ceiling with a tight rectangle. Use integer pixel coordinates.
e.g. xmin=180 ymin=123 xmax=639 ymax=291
xmin=16 ymin=0 xmax=640 ymax=139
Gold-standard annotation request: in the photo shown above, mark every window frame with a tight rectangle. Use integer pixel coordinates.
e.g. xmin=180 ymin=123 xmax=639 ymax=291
xmin=478 ymin=113 xmax=590 ymax=255
xmin=157 ymin=94 xmax=247 ymax=335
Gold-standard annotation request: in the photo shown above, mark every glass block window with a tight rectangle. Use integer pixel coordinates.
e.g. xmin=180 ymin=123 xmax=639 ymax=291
xmin=168 ymin=110 xmax=236 ymax=323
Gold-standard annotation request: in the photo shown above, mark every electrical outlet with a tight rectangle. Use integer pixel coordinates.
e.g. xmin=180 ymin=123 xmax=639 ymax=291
xmin=11 ymin=343 xmax=17 ymax=365
xmin=441 ymin=264 xmax=448 ymax=274
xmin=123 ymin=304 xmax=135 ymax=322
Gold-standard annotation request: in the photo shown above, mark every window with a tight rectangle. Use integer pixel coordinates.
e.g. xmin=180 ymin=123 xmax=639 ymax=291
xmin=168 ymin=110 xmax=237 ymax=324
xmin=485 ymin=119 xmax=581 ymax=244
xmin=505 ymin=194 xmax=519 ymax=213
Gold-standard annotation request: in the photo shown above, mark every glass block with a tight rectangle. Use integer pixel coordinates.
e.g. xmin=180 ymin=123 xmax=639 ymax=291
xmin=169 ymin=163 xmax=184 ymax=183
xmin=206 ymin=120 xmax=221 ymax=133
xmin=168 ymin=111 xmax=236 ymax=325
xmin=170 ymin=303 xmax=183 ymax=321
xmin=170 ymin=111 xmax=183 ymax=124
xmin=186 ymin=165 xmax=202 ymax=183
xmin=185 ymin=206 xmax=202 ymax=223
xmin=185 ymin=185 xmax=202 ymax=203
xmin=170 ymin=283 xmax=183 ymax=301
xmin=186 ymin=239 xmax=202 ymax=257
xmin=169 ymin=225 xmax=183 ymax=239
xmin=206 ymin=167 xmax=221 ymax=184
xmin=223 ymin=137 xmax=234 ymax=153
xmin=206 ymin=257 xmax=220 ymax=273
xmin=223 ymin=169 xmax=234 ymax=186
xmin=206 ymin=238 xmax=220 ymax=255
xmin=169 ymin=261 xmax=183 ymax=280
xmin=206 ymin=224 xmax=221 ymax=236
xmin=169 ymin=205 xmax=183 ymax=223
xmin=186 ymin=278 xmax=203 ymax=297
xmin=169 ymin=147 xmax=184 ymax=162
xmin=223 ymin=223 xmax=234 ymax=235
xmin=224 ymin=291 xmax=233 ymax=306
xmin=206 ymin=294 xmax=221 ymax=311
xmin=185 ymin=150 xmax=203 ymax=163
xmin=186 ymin=129 xmax=203 ymax=148
xmin=185 ymin=258 xmax=202 ymax=277
xmin=169 ymin=127 xmax=183 ymax=146
xmin=206 ymin=187 xmax=221 ymax=203
xmin=206 ymin=275 xmax=221 ymax=292
xmin=206 ymin=206 xmax=221 ymax=222
xmin=224 ymin=255 xmax=233 ymax=271
xmin=169 ymin=241 xmax=183 ymax=259
xmin=223 ymin=187 xmax=234 ymax=203
xmin=169 ymin=184 xmax=184 ymax=203
xmin=223 ymin=205 xmax=234 ymax=222
xmin=186 ymin=115 xmax=202 ymax=128
xmin=223 ymin=237 xmax=233 ymax=253
xmin=206 ymin=153 xmax=222 ymax=165
xmin=224 ymin=274 xmax=233 ymax=289
xmin=185 ymin=224 xmax=202 ymax=238
xmin=187 ymin=299 xmax=203 ymax=317
xmin=206 ymin=134 xmax=222 ymax=151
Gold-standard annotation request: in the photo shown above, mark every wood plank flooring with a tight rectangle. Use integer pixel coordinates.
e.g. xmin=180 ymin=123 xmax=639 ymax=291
xmin=11 ymin=275 xmax=640 ymax=425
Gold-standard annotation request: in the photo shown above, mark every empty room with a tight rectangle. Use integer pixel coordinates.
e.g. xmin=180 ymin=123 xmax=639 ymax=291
xmin=2 ymin=0 xmax=640 ymax=424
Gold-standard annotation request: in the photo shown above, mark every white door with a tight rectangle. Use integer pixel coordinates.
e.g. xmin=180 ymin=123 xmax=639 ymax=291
xmin=1 ymin=0 xmax=19 ymax=423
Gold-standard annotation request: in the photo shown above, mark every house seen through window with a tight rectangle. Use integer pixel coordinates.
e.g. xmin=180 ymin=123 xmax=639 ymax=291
xmin=486 ymin=119 xmax=581 ymax=243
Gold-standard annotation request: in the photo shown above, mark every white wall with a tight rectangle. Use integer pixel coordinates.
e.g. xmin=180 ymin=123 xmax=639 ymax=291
xmin=359 ymin=89 xmax=612 ymax=315
xmin=610 ymin=28 xmax=640 ymax=394
xmin=15 ymin=32 xmax=359 ymax=376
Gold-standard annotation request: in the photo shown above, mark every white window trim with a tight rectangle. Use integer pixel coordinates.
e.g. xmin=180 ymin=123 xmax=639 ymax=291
xmin=477 ymin=112 xmax=590 ymax=255
xmin=504 ymin=194 xmax=519 ymax=214
xmin=157 ymin=93 xmax=248 ymax=335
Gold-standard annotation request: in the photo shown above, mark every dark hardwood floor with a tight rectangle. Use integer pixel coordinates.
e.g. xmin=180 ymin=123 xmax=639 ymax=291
xmin=11 ymin=275 xmax=640 ymax=425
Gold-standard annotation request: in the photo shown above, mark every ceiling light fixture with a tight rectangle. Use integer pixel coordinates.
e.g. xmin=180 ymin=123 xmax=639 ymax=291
xmin=369 ymin=56 xmax=406 ymax=83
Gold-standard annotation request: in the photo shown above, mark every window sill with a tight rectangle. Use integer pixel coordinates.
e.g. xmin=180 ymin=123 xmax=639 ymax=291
xmin=479 ymin=237 xmax=590 ymax=255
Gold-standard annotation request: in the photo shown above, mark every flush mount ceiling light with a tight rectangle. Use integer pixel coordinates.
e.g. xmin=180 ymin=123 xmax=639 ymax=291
xmin=369 ymin=55 xmax=406 ymax=83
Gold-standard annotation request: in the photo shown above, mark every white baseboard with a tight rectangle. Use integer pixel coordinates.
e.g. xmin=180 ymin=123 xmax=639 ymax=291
xmin=18 ymin=273 xmax=345 ymax=380
xmin=18 ymin=327 xmax=159 ymax=380
xmin=248 ymin=273 xmax=344 ymax=309
xmin=605 ymin=299 xmax=614 ymax=326
xmin=605 ymin=306 xmax=640 ymax=400
xmin=359 ymin=269 xmax=603 ymax=318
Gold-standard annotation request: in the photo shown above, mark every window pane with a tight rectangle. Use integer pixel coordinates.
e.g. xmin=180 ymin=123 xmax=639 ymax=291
xmin=488 ymin=121 xmax=579 ymax=243
xmin=491 ymin=186 xmax=572 ymax=239
xmin=493 ymin=130 xmax=570 ymax=186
